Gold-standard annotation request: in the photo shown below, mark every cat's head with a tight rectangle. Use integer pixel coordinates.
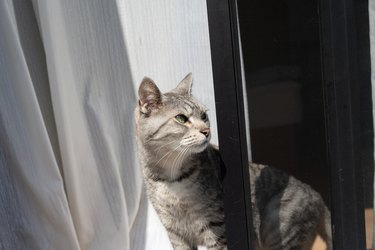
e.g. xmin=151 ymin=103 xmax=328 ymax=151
xmin=135 ymin=73 xmax=211 ymax=156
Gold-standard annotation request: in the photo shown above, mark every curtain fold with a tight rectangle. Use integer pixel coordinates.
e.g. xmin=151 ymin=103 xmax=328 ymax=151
xmin=0 ymin=1 xmax=80 ymax=249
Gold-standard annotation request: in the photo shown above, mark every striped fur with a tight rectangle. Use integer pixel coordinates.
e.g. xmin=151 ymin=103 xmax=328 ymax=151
xmin=135 ymin=74 xmax=332 ymax=250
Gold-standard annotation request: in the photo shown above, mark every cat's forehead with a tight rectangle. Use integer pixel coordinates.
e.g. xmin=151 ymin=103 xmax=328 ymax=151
xmin=163 ymin=93 xmax=207 ymax=114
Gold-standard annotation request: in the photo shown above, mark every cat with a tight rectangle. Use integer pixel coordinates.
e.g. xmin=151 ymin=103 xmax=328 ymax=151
xmin=135 ymin=73 xmax=332 ymax=250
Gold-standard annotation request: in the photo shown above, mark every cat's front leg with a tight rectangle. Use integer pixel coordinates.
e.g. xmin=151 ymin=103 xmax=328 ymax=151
xmin=166 ymin=228 xmax=194 ymax=250
xmin=200 ymin=225 xmax=227 ymax=250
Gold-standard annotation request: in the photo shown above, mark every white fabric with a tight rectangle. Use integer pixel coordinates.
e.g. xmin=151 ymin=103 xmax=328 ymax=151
xmin=0 ymin=1 xmax=216 ymax=249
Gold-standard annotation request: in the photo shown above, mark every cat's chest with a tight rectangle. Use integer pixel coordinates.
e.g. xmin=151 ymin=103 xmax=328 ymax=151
xmin=154 ymin=180 xmax=219 ymax=232
xmin=160 ymin=179 xmax=199 ymax=201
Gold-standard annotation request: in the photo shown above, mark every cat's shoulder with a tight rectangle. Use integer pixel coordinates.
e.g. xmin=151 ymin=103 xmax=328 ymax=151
xmin=206 ymin=144 xmax=220 ymax=158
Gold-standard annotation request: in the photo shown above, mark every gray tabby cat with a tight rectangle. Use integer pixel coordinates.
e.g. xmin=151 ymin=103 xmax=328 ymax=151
xmin=135 ymin=73 xmax=332 ymax=250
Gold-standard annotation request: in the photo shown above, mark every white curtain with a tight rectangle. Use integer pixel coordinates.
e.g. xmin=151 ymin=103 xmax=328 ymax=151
xmin=0 ymin=1 xmax=216 ymax=249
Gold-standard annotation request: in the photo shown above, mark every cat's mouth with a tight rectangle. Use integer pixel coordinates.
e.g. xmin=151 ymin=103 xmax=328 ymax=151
xmin=180 ymin=134 xmax=210 ymax=153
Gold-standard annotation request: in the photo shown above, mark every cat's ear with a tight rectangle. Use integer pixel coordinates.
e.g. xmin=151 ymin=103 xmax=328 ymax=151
xmin=172 ymin=73 xmax=193 ymax=96
xmin=138 ymin=77 xmax=162 ymax=115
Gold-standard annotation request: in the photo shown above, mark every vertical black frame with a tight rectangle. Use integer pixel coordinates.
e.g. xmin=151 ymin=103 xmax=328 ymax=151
xmin=319 ymin=0 xmax=368 ymax=249
xmin=206 ymin=0 xmax=255 ymax=249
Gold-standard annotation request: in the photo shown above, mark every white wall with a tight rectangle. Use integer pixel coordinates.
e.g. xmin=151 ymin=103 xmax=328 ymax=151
xmin=120 ymin=0 xmax=218 ymax=144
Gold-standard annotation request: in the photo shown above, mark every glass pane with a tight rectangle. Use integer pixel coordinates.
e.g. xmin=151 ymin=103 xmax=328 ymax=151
xmin=237 ymin=0 xmax=331 ymax=249
xmin=236 ymin=0 xmax=375 ymax=248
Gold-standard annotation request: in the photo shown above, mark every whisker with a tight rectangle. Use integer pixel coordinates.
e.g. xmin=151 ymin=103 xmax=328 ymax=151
xmin=175 ymin=146 xmax=191 ymax=177
xmin=163 ymin=144 xmax=183 ymax=173
xmin=153 ymin=144 xmax=182 ymax=168
xmin=171 ymin=145 xmax=192 ymax=180
xmin=170 ymin=146 xmax=188 ymax=179
xmin=154 ymin=140 xmax=180 ymax=154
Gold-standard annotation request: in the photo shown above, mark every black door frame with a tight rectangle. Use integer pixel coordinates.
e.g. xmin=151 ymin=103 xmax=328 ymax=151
xmin=319 ymin=0 xmax=369 ymax=248
xmin=206 ymin=0 xmax=255 ymax=249
xmin=206 ymin=0 xmax=370 ymax=249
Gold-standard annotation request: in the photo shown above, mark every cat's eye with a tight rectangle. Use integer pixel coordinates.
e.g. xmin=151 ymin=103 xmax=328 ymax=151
xmin=201 ymin=112 xmax=207 ymax=121
xmin=175 ymin=114 xmax=188 ymax=124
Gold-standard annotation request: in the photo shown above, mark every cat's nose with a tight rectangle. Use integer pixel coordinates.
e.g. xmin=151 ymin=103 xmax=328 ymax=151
xmin=200 ymin=128 xmax=210 ymax=138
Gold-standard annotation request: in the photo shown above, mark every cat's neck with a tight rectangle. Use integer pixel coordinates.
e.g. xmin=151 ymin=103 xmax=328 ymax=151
xmin=150 ymin=149 xmax=193 ymax=170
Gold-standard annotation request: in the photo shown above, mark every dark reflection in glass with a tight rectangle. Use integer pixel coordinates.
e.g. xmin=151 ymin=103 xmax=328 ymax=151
xmin=238 ymin=0 xmax=329 ymax=200
xmin=237 ymin=0 xmax=374 ymax=248
xmin=238 ymin=0 xmax=330 ymax=248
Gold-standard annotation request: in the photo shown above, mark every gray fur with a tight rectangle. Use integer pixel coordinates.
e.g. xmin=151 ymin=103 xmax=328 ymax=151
xmin=135 ymin=74 xmax=332 ymax=250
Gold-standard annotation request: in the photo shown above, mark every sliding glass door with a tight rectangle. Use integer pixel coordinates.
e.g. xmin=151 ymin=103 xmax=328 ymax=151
xmin=207 ymin=0 xmax=373 ymax=249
